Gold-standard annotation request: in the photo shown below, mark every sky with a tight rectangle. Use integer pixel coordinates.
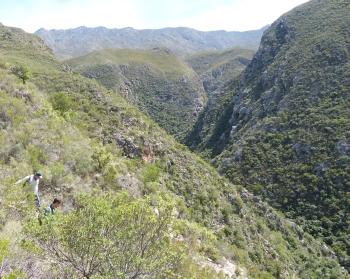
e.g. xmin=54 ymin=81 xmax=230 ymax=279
xmin=0 ymin=0 xmax=310 ymax=33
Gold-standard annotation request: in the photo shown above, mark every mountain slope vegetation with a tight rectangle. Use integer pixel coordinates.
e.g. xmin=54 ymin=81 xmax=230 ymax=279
xmin=0 ymin=23 xmax=347 ymax=278
xmin=186 ymin=48 xmax=255 ymax=94
xmin=185 ymin=48 xmax=255 ymax=149
xmin=67 ymin=48 xmax=206 ymax=140
xmin=35 ymin=26 xmax=266 ymax=59
xmin=186 ymin=0 xmax=350 ymax=270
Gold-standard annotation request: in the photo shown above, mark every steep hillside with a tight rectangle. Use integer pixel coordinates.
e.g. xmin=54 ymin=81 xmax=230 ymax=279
xmin=67 ymin=48 xmax=206 ymax=140
xmin=0 ymin=23 xmax=347 ymax=278
xmin=187 ymin=48 xmax=255 ymax=94
xmin=35 ymin=26 xmax=267 ymax=59
xmin=185 ymin=48 xmax=255 ymax=150
xmin=0 ymin=23 xmax=59 ymax=72
xmin=187 ymin=0 xmax=350 ymax=269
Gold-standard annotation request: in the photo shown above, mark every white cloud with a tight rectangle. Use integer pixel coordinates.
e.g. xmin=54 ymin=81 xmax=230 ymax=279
xmin=4 ymin=0 xmax=144 ymax=32
xmin=169 ymin=0 xmax=310 ymax=31
xmin=1 ymin=0 xmax=310 ymax=32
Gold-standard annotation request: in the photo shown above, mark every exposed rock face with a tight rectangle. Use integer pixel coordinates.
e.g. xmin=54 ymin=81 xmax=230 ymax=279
xmin=117 ymin=174 xmax=142 ymax=197
xmin=113 ymin=132 xmax=165 ymax=160
xmin=113 ymin=133 xmax=141 ymax=158
xmin=336 ymin=140 xmax=350 ymax=156
xmin=199 ymin=257 xmax=247 ymax=279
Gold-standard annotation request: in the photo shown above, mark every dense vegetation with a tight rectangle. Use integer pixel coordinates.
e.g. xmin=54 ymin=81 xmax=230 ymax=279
xmin=186 ymin=48 xmax=254 ymax=94
xmin=67 ymin=48 xmax=206 ymax=140
xmin=187 ymin=0 xmax=350 ymax=270
xmin=0 ymin=22 xmax=347 ymax=278
xmin=185 ymin=48 xmax=255 ymax=149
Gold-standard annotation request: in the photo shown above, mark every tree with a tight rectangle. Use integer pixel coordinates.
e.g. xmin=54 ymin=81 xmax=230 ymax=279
xmin=25 ymin=192 xmax=185 ymax=279
xmin=10 ymin=65 xmax=31 ymax=84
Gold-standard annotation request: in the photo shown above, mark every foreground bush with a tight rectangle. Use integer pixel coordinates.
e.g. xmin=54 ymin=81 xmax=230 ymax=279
xmin=25 ymin=192 xmax=185 ymax=279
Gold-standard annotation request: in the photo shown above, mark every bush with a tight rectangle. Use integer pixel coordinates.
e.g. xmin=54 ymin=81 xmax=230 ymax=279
xmin=25 ymin=192 xmax=185 ymax=278
xmin=141 ymin=163 xmax=161 ymax=184
xmin=49 ymin=92 xmax=73 ymax=115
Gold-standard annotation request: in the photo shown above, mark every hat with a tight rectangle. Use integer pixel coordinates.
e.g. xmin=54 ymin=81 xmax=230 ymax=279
xmin=35 ymin=172 xmax=43 ymax=178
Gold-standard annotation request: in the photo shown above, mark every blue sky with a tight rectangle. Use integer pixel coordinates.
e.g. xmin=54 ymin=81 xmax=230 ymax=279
xmin=0 ymin=0 xmax=309 ymax=32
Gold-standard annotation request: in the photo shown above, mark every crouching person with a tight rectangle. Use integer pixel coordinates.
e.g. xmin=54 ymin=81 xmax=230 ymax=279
xmin=44 ymin=198 xmax=61 ymax=217
xmin=40 ymin=198 xmax=61 ymax=224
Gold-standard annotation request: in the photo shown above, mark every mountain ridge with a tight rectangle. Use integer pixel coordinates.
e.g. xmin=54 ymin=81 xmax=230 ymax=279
xmin=35 ymin=25 xmax=267 ymax=59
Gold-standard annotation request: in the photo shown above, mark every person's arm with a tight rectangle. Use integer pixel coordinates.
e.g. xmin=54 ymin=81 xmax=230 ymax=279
xmin=15 ymin=175 xmax=30 ymax=185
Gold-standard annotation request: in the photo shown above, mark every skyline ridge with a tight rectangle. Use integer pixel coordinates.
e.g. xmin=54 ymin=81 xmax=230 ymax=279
xmin=34 ymin=24 xmax=269 ymax=33
xmin=0 ymin=0 xmax=309 ymax=33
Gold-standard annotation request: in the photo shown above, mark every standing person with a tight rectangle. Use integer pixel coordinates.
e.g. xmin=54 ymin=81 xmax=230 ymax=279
xmin=15 ymin=172 xmax=43 ymax=208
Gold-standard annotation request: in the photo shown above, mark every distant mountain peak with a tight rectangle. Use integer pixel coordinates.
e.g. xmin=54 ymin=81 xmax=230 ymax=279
xmin=35 ymin=26 xmax=266 ymax=59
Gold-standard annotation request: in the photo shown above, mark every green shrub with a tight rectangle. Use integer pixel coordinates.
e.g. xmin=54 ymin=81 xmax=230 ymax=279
xmin=92 ymin=144 xmax=112 ymax=172
xmin=103 ymin=164 xmax=118 ymax=186
xmin=49 ymin=162 xmax=66 ymax=188
xmin=141 ymin=163 xmax=161 ymax=184
xmin=26 ymin=144 xmax=48 ymax=171
xmin=49 ymin=92 xmax=73 ymax=115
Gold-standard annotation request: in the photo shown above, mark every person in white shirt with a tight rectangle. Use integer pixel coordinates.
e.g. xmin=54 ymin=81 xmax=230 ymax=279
xmin=16 ymin=172 xmax=43 ymax=208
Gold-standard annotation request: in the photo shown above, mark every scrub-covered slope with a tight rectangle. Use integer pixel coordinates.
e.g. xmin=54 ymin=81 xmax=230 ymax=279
xmin=68 ymin=48 xmax=206 ymax=140
xmin=0 ymin=23 xmax=347 ymax=278
xmin=185 ymin=48 xmax=255 ymax=150
xmin=187 ymin=48 xmax=255 ymax=94
xmin=187 ymin=0 xmax=350 ymax=269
